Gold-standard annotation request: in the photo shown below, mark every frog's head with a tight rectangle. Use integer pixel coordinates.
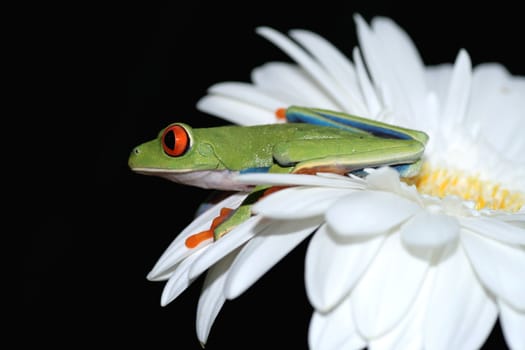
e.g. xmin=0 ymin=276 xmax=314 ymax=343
xmin=128 ymin=123 xmax=251 ymax=191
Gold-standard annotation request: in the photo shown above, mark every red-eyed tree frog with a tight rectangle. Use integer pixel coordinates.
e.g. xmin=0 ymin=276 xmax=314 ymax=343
xmin=129 ymin=106 xmax=428 ymax=246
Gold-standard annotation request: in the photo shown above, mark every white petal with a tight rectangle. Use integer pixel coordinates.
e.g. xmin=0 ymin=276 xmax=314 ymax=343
xmin=289 ymin=29 xmax=367 ymax=116
xmin=442 ymin=49 xmax=472 ymax=128
xmin=353 ymin=46 xmax=380 ymax=117
xmin=469 ymin=64 xmax=525 ymax=159
xmin=461 ymin=230 xmax=525 ymax=311
xmin=326 ymin=191 xmax=420 ymax=236
xmin=160 ymin=248 xmax=207 ymax=306
xmin=147 ymin=193 xmax=248 ymax=281
xmin=365 ymin=166 xmax=402 ymax=192
xmin=499 ymin=300 xmax=525 ymax=350
xmin=251 ymin=62 xmax=338 ymax=109
xmin=196 ymin=94 xmax=275 ymax=125
xmin=224 ymin=217 xmax=321 ymax=299
xmin=365 ymin=167 xmax=422 ymax=204
xmin=188 ymin=216 xmax=266 ymax=280
xmin=309 ymin=312 xmax=323 ymax=349
xmin=368 ymin=266 xmax=436 ymax=350
xmin=460 ymin=216 xmax=525 ymax=245
xmin=352 ymin=232 xmax=432 ymax=338
xmin=354 ymin=14 xmax=386 ymax=115
xmin=425 ymin=63 xmax=453 ymax=105
xmin=401 ymin=211 xmax=460 ymax=248
xmin=252 ymin=186 xmax=355 ymax=219
xmin=422 ymin=91 xmax=441 ymax=134
xmin=147 ymin=232 xmax=209 ymax=282
xmin=371 ymin=16 xmax=428 ymax=123
xmin=355 ymin=15 xmax=417 ymax=126
xmin=494 ymin=211 xmax=525 ymax=229
xmin=308 ymin=296 xmax=366 ymax=350
xmin=207 ymin=81 xmax=287 ymax=111
xmin=256 ymin=26 xmax=353 ymax=111
xmin=305 ymin=224 xmax=385 ymax=311
xmin=424 ymin=243 xmax=498 ymax=350
xmin=196 ymin=248 xmax=239 ymax=345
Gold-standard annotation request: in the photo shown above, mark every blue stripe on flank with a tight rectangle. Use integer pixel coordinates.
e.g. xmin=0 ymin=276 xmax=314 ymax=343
xmin=240 ymin=167 xmax=271 ymax=174
xmin=286 ymin=112 xmax=366 ymax=134
xmin=287 ymin=110 xmax=411 ymax=140
xmin=319 ymin=111 xmax=412 ymax=140
xmin=286 ymin=113 xmax=332 ymax=127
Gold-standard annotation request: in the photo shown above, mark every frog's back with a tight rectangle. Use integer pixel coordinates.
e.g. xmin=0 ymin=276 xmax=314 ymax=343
xmin=191 ymin=123 xmax=353 ymax=171
xmin=198 ymin=123 xmax=355 ymax=143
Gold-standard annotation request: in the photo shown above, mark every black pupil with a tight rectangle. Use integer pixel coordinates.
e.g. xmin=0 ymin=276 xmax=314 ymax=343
xmin=164 ymin=129 xmax=176 ymax=151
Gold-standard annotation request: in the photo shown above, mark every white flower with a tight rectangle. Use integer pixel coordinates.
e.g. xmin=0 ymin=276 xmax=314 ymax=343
xmin=147 ymin=15 xmax=525 ymax=349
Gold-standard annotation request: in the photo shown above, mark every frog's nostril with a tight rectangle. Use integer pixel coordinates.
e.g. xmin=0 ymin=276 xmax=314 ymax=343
xmin=133 ymin=147 xmax=140 ymax=155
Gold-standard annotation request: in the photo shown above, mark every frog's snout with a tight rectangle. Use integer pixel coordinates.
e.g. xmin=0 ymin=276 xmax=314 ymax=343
xmin=128 ymin=146 xmax=141 ymax=169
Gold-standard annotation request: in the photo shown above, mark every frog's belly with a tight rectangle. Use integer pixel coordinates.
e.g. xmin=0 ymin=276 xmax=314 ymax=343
xmin=160 ymin=169 xmax=254 ymax=191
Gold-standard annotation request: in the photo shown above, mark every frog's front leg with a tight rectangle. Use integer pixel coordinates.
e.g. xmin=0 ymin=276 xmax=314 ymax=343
xmin=184 ymin=188 xmax=272 ymax=248
xmin=209 ymin=162 xmax=295 ymax=240
xmin=211 ymin=186 xmax=268 ymax=240
xmin=184 ymin=191 xmax=264 ymax=248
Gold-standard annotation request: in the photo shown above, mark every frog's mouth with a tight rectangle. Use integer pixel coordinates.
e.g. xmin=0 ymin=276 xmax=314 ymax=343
xmin=131 ymin=168 xmax=254 ymax=192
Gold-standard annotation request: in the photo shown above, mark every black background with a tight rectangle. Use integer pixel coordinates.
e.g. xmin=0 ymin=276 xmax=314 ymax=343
xmin=26 ymin=2 xmax=522 ymax=348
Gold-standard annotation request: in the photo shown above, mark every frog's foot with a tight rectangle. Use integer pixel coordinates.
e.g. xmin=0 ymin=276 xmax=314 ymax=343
xmin=212 ymin=185 xmax=292 ymax=240
xmin=185 ymin=207 xmax=234 ymax=249
xmin=185 ymin=186 xmax=292 ymax=247
xmin=213 ymin=205 xmax=251 ymax=241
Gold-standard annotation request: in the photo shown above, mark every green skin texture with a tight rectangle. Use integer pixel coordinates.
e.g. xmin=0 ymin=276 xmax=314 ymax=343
xmin=129 ymin=106 xmax=428 ymax=240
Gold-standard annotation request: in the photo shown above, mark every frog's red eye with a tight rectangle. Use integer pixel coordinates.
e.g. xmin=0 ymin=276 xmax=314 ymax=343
xmin=162 ymin=124 xmax=189 ymax=157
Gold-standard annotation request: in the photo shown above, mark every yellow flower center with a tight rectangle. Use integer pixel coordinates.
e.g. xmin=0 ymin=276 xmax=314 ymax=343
xmin=406 ymin=163 xmax=524 ymax=212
